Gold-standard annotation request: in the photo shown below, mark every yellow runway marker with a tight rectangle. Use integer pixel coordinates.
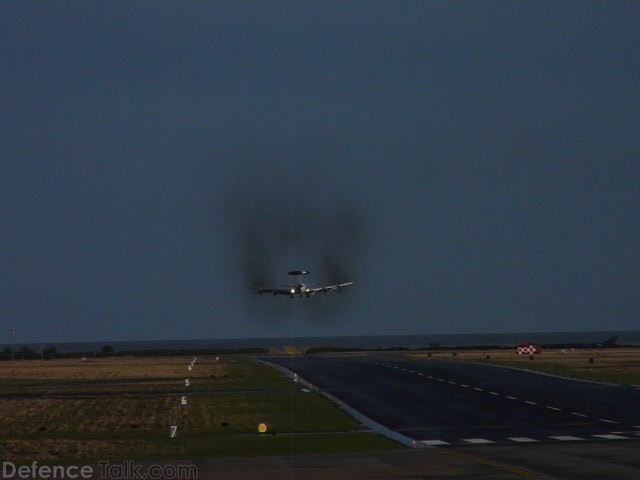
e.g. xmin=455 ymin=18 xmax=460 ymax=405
xmin=436 ymin=448 xmax=539 ymax=478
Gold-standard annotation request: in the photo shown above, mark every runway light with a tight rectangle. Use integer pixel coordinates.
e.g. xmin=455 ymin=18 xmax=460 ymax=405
xmin=258 ymin=422 xmax=268 ymax=433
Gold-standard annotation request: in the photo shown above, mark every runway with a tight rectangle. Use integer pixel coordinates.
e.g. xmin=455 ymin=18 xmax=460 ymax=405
xmin=267 ymin=355 xmax=640 ymax=447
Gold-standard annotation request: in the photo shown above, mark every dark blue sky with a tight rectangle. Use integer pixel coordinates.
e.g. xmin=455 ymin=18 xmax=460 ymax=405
xmin=2 ymin=2 xmax=639 ymax=343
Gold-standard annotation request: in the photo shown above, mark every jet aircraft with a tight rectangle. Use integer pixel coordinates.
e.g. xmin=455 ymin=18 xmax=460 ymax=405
xmin=251 ymin=270 xmax=353 ymax=298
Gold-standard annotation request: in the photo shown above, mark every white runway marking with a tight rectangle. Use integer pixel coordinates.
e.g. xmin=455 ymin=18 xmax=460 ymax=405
xmin=509 ymin=437 xmax=539 ymax=443
xmin=448 ymin=381 xmax=457 ymax=385
xmin=550 ymin=435 xmax=584 ymax=441
xmin=463 ymin=438 xmax=494 ymax=444
xmin=417 ymin=373 xmax=424 ymax=376
xmin=489 ymin=391 xmax=499 ymax=395
xmin=599 ymin=419 xmax=619 ymax=424
xmin=474 ymin=387 xmax=483 ymax=391
xmin=427 ymin=376 xmax=434 ymax=379
xmin=592 ymin=434 xmax=629 ymax=440
xmin=570 ymin=412 xmax=588 ymax=417
xmin=525 ymin=401 xmax=538 ymax=405
xmin=547 ymin=406 xmax=562 ymax=411
xmin=437 ymin=378 xmax=444 ymax=382
xmin=421 ymin=439 xmax=450 ymax=446
xmin=505 ymin=395 xmax=517 ymax=400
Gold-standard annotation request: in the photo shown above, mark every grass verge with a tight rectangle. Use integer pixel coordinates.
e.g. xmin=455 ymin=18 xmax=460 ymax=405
xmin=0 ymin=356 xmax=402 ymax=461
xmin=0 ymin=433 xmax=399 ymax=463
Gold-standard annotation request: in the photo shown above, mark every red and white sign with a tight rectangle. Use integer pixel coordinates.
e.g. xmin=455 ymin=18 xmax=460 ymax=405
xmin=517 ymin=344 xmax=542 ymax=355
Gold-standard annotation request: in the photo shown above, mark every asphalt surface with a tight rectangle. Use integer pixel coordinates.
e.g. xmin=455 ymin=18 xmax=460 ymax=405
xmin=267 ymin=355 xmax=640 ymax=447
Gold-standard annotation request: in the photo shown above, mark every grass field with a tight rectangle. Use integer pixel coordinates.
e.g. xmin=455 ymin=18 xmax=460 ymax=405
xmin=1 ymin=356 xmax=297 ymax=395
xmin=0 ymin=356 xmax=400 ymax=462
xmin=409 ymin=348 xmax=640 ymax=385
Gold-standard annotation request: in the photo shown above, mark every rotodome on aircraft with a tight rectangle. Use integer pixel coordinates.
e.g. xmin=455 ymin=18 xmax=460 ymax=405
xmin=251 ymin=270 xmax=353 ymax=298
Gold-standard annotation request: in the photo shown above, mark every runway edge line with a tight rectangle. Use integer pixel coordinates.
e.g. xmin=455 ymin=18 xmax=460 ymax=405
xmin=258 ymin=359 xmax=428 ymax=449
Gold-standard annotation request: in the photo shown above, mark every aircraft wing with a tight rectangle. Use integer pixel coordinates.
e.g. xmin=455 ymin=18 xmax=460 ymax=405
xmin=249 ymin=287 xmax=292 ymax=296
xmin=309 ymin=282 xmax=354 ymax=294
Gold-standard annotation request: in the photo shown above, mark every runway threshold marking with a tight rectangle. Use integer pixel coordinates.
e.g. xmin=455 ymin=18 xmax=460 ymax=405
xmin=463 ymin=438 xmax=494 ymax=444
xmin=421 ymin=439 xmax=450 ymax=446
xmin=418 ymin=433 xmax=632 ymax=447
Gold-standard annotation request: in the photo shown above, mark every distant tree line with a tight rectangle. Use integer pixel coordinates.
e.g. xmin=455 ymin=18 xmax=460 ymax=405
xmin=0 ymin=345 xmax=269 ymax=361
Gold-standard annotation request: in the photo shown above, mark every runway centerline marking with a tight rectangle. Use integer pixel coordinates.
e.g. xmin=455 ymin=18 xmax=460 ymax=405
xmin=505 ymin=395 xmax=517 ymax=400
xmin=460 ymin=384 xmax=468 ymax=388
xmin=489 ymin=391 xmax=499 ymax=395
xmin=525 ymin=401 xmax=538 ymax=405
xmin=599 ymin=419 xmax=619 ymax=424
xmin=570 ymin=412 xmax=588 ymax=417
xmin=550 ymin=435 xmax=584 ymax=441
xmin=474 ymin=387 xmax=483 ymax=391
xmin=546 ymin=406 xmax=562 ymax=411
xmin=448 ymin=381 xmax=457 ymax=385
